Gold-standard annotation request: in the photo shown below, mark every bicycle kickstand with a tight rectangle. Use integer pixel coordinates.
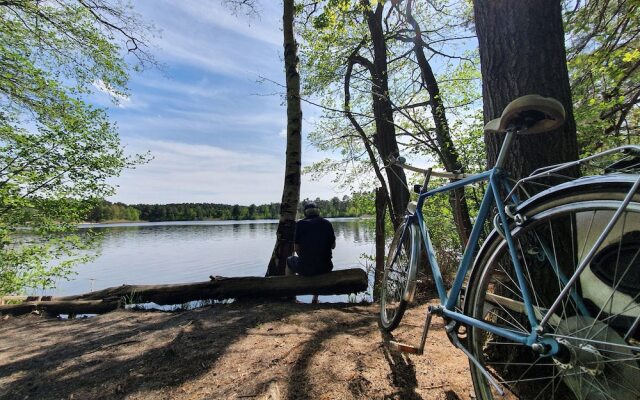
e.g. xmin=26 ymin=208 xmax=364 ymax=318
xmin=389 ymin=306 xmax=435 ymax=355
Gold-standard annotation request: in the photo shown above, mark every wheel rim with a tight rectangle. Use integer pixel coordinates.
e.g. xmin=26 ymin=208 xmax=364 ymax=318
xmin=468 ymin=199 xmax=640 ymax=399
xmin=381 ymin=224 xmax=411 ymax=327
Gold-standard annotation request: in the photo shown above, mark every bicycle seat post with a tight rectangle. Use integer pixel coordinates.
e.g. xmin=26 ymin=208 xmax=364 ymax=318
xmin=494 ymin=128 xmax=517 ymax=169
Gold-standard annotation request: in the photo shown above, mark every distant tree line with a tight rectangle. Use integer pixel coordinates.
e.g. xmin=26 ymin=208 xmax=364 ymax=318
xmin=85 ymin=192 xmax=375 ymax=222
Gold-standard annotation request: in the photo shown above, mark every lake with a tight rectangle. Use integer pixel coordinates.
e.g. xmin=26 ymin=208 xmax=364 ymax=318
xmin=43 ymin=218 xmax=376 ymax=303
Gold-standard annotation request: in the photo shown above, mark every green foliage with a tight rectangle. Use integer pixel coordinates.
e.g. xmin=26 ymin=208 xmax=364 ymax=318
xmin=298 ymin=1 xmax=481 ymax=284
xmin=299 ymin=1 xmax=637 ymax=286
xmin=85 ymin=193 xmax=376 ymax=223
xmin=0 ymin=1 xmax=152 ymax=295
xmin=122 ymin=289 xmax=142 ymax=306
xmin=86 ymin=200 xmax=141 ymax=222
xmin=564 ymin=0 xmax=640 ymax=154
xmin=299 ymin=0 xmax=480 ymax=180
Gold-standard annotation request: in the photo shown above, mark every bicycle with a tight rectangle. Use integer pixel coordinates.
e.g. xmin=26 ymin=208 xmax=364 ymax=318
xmin=378 ymin=94 xmax=640 ymax=399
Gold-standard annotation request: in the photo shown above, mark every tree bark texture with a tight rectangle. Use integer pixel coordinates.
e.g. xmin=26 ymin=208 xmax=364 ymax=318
xmin=364 ymin=2 xmax=410 ymax=227
xmin=473 ymin=3 xmax=579 ymax=394
xmin=345 ymin=55 xmax=393 ymax=212
xmin=266 ymin=0 xmax=302 ymax=276
xmin=373 ymin=186 xmax=387 ymax=301
xmin=473 ymin=0 xmax=578 ymax=178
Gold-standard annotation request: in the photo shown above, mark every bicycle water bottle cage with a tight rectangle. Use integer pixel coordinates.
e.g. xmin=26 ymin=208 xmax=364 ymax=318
xmin=484 ymin=94 xmax=566 ymax=135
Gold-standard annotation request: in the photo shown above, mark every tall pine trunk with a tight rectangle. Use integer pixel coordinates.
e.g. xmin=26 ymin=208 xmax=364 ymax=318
xmin=473 ymin=3 xmax=579 ymax=394
xmin=473 ymin=0 xmax=578 ymax=175
xmin=266 ymin=0 xmax=302 ymax=277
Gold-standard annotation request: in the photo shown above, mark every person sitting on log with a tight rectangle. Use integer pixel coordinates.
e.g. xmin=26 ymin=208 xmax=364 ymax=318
xmin=286 ymin=202 xmax=336 ymax=303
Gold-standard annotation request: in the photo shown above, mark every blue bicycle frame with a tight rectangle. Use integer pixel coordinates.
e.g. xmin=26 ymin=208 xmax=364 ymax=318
xmin=404 ymin=130 xmax=558 ymax=352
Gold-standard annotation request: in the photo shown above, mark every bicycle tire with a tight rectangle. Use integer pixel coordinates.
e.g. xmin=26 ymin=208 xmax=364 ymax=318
xmin=379 ymin=220 xmax=420 ymax=331
xmin=464 ymin=183 xmax=640 ymax=399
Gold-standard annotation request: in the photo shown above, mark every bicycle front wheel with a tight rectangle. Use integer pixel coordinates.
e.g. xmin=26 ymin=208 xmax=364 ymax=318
xmin=379 ymin=220 xmax=420 ymax=331
xmin=465 ymin=184 xmax=640 ymax=399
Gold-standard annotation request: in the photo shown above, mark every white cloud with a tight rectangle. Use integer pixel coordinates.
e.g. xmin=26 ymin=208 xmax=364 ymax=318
xmin=135 ymin=0 xmax=282 ymax=79
xmin=113 ymin=107 xmax=287 ymax=149
xmin=135 ymin=76 xmax=230 ymax=100
xmin=159 ymin=38 xmax=257 ymax=78
xmin=172 ymin=1 xmax=282 ymax=47
xmin=101 ymin=3 xmax=351 ymax=206
xmin=110 ymin=139 xmax=344 ymax=205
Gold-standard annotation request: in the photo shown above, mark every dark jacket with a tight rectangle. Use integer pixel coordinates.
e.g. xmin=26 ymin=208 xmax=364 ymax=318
xmin=294 ymin=216 xmax=335 ymax=275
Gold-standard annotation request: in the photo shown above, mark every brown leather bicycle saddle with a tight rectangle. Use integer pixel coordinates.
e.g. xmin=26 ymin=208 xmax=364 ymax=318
xmin=484 ymin=94 xmax=566 ymax=135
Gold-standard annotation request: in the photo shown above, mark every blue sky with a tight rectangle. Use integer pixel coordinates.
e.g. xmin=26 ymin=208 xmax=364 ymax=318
xmin=97 ymin=1 xmax=337 ymax=205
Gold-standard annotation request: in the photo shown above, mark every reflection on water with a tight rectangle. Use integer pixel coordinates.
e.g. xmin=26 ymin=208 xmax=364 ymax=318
xmin=45 ymin=218 xmax=375 ymax=298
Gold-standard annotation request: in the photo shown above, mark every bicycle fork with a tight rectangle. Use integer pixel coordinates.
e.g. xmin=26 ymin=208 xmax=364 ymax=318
xmin=389 ymin=305 xmax=505 ymax=396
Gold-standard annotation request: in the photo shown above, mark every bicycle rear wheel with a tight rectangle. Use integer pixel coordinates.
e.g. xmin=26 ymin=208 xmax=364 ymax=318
xmin=379 ymin=220 xmax=420 ymax=331
xmin=465 ymin=184 xmax=640 ymax=399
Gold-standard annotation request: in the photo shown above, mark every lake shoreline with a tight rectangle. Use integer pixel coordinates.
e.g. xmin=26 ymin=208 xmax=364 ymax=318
xmin=78 ymin=216 xmax=372 ymax=227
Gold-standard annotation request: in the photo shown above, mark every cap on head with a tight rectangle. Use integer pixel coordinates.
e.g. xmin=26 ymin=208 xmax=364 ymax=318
xmin=303 ymin=202 xmax=320 ymax=217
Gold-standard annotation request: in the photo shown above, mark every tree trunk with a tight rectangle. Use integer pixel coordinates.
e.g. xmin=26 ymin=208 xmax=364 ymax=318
xmin=473 ymin=0 xmax=578 ymax=176
xmin=0 ymin=300 xmax=120 ymax=316
xmin=473 ymin=3 xmax=579 ymax=395
xmin=266 ymin=0 xmax=302 ymax=276
xmin=345 ymin=55 xmax=393 ymax=212
xmin=373 ymin=187 xmax=387 ymax=301
xmin=59 ymin=269 xmax=367 ymax=303
xmin=404 ymin=0 xmax=473 ymax=244
xmin=0 ymin=270 xmax=369 ymax=316
xmin=364 ymin=2 xmax=410 ymax=228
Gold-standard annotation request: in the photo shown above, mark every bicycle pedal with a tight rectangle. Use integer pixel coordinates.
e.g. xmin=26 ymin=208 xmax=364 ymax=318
xmin=389 ymin=341 xmax=423 ymax=355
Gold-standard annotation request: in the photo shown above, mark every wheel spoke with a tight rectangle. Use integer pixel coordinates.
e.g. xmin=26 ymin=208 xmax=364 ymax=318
xmin=531 ymin=368 xmax=564 ymax=400
xmin=486 ymin=304 xmax=529 ymax=333
xmin=380 ymin=221 xmax=418 ymax=331
xmin=466 ymin=192 xmax=640 ymax=400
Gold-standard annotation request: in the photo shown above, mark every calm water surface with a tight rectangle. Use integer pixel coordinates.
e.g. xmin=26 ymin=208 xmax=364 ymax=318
xmin=45 ymin=218 xmax=375 ymax=300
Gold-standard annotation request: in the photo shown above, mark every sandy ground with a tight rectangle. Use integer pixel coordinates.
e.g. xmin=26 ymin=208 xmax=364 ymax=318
xmin=0 ymin=301 xmax=474 ymax=400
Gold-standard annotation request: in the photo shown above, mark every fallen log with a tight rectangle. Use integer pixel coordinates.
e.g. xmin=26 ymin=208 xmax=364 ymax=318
xmin=0 ymin=295 xmax=28 ymax=305
xmin=58 ymin=268 xmax=368 ymax=305
xmin=0 ymin=269 xmax=368 ymax=316
xmin=0 ymin=300 xmax=120 ymax=316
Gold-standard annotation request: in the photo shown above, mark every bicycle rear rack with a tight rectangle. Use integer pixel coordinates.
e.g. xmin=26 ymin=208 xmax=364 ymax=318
xmin=508 ymin=145 xmax=640 ymax=199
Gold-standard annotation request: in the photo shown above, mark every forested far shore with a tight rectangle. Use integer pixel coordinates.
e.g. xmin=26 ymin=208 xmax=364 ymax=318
xmin=85 ymin=193 xmax=375 ymax=222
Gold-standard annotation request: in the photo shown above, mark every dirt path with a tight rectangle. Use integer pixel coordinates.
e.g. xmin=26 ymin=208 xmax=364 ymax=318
xmin=0 ymin=301 xmax=474 ymax=400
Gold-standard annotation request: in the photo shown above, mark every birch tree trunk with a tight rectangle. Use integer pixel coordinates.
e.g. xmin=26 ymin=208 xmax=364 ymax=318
xmin=266 ymin=0 xmax=302 ymax=276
